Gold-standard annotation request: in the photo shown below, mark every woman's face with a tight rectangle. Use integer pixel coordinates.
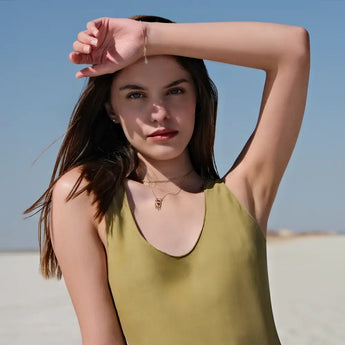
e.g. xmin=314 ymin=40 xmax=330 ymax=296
xmin=109 ymin=56 xmax=197 ymax=162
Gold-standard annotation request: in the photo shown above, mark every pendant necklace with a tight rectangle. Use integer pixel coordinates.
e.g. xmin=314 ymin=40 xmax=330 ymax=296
xmin=142 ymin=169 xmax=194 ymax=211
xmin=151 ymin=188 xmax=182 ymax=210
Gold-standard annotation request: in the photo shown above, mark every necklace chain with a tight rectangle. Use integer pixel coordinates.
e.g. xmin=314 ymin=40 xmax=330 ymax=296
xmin=142 ymin=169 xmax=194 ymax=185
xmin=151 ymin=188 xmax=182 ymax=210
xmin=142 ymin=169 xmax=194 ymax=210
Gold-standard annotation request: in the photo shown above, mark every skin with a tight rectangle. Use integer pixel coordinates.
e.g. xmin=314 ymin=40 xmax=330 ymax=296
xmin=52 ymin=18 xmax=310 ymax=344
xmin=109 ymin=56 xmax=205 ymax=256
xmin=109 ymin=55 xmax=197 ymax=164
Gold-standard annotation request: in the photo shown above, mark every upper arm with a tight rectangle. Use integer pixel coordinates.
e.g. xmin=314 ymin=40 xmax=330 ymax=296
xmin=225 ymin=27 xmax=310 ymax=229
xmin=51 ymin=168 xmax=126 ymax=345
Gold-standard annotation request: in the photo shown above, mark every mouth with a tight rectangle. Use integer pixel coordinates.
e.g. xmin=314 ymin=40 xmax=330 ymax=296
xmin=147 ymin=128 xmax=178 ymax=141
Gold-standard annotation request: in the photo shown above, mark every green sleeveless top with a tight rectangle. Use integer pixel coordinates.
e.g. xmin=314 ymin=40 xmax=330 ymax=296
xmin=107 ymin=180 xmax=281 ymax=345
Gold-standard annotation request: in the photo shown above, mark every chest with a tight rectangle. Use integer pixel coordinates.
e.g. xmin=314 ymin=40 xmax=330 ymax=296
xmin=126 ymin=185 xmax=205 ymax=257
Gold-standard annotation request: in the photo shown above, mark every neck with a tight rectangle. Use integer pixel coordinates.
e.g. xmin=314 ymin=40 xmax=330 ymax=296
xmin=134 ymin=152 xmax=203 ymax=193
xmin=136 ymin=152 xmax=194 ymax=181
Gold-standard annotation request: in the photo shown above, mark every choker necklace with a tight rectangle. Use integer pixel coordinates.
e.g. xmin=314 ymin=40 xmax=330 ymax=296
xmin=142 ymin=169 xmax=194 ymax=210
xmin=142 ymin=169 xmax=194 ymax=185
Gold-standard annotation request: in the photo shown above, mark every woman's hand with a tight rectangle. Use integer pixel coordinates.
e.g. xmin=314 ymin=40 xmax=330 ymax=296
xmin=69 ymin=17 xmax=146 ymax=78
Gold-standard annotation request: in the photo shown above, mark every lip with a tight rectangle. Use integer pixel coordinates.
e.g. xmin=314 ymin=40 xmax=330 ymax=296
xmin=147 ymin=128 xmax=178 ymax=141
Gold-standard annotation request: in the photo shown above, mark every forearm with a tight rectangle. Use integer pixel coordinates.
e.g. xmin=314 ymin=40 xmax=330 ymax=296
xmin=147 ymin=21 xmax=309 ymax=71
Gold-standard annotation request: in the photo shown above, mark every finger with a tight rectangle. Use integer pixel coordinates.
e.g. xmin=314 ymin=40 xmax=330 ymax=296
xmin=76 ymin=63 xmax=118 ymax=78
xmin=77 ymin=31 xmax=98 ymax=47
xmin=69 ymin=52 xmax=93 ymax=65
xmin=86 ymin=19 xmax=103 ymax=36
xmin=76 ymin=66 xmax=98 ymax=78
xmin=72 ymin=40 xmax=92 ymax=54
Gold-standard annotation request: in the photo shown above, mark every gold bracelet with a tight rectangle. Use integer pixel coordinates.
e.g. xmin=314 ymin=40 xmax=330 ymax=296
xmin=141 ymin=21 xmax=148 ymax=64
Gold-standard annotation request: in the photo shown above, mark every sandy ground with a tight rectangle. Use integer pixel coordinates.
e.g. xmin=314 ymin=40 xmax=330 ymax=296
xmin=1 ymin=235 xmax=344 ymax=345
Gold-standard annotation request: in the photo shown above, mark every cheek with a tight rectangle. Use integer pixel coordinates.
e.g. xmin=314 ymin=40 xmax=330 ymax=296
xmin=177 ymin=101 xmax=196 ymax=128
xmin=118 ymin=115 xmax=144 ymax=142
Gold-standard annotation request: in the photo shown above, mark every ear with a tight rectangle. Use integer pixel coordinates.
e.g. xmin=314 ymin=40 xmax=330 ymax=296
xmin=105 ymin=102 xmax=120 ymax=123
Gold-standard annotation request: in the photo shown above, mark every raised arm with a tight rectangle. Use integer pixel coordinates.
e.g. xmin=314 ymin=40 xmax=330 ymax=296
xmin=147 ymin=21 xmax=310 ymax=233
xmin=70 ymin=18 xmax=310 ymax=233
xmin=51 ymin=167 xmax=126 ymax=345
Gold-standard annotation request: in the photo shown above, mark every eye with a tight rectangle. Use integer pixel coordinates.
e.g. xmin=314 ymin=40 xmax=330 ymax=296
xmin=168 ymin=88 xmax=184 ymax=95
xmin=127 ymin=92 xmax=144 ymax=100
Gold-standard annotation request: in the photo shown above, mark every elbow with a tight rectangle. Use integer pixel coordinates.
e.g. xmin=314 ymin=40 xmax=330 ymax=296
xmin=287 ymin=26 xmax=310 ymax=64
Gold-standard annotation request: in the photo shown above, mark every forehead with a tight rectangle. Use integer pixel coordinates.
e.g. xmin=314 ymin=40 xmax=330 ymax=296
xmin=112 ymin=56 xmax=192 ymax=89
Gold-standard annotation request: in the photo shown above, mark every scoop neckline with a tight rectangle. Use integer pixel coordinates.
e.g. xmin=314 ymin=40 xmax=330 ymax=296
xmin=122 ymin=182 xmax=208 ymax=259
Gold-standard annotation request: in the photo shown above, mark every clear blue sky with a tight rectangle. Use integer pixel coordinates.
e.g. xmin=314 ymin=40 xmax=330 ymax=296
xmin=1 ymin=0 xmax=344 ymax=250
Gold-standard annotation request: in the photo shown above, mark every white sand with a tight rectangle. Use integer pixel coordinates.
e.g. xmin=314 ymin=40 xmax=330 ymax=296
xmin=0 ymin=253 xmax=81 ymax=345
xmin=267 ymin=235 xmax=345 ymax=345
xmin=1 ymin=235 xmax=344 ymax=344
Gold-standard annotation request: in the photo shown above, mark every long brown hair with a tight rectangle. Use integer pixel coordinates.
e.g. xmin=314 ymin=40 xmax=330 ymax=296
xmin=25 ymin=15 xmax=219 ymax=279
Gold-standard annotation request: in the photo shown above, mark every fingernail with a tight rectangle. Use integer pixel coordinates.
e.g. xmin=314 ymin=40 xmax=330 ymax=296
xmin=90 ymin=39 xmax=98 ymax=46
xmin=83 ymin=46 xmax=90 ymax=53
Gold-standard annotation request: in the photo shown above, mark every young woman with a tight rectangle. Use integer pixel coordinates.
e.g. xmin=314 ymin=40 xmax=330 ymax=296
xmin=27 ymin=15 xmax=310 ymax=345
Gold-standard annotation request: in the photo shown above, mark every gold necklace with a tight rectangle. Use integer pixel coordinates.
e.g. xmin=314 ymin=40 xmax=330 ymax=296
xmin=142 ymin=169 xmax=194 ymax=184
xmin=151 ymin=187 xmax=182 ymax=210
xmin=142 ymin=169 xmax=194 ymax=210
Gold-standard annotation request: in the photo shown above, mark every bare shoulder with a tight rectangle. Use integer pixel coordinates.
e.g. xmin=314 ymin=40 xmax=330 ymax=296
xmin=51 ymin=167 xmax=98 ymax=245
xmin=53 ymin=166 xmax=89 ymax=202
xmin=51 ymin=166 xmax=107 ymax=247
xmin=52 ymin=167 xmax=95 ymax=221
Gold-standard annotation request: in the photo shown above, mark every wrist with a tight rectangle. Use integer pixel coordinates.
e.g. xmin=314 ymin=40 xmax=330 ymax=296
xmin=145 ymin=22 xmax=176 ymax=57
xmin=141 ymin=21 xmax=148 ymax=64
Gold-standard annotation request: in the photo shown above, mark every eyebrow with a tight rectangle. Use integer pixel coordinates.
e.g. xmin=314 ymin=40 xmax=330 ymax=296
xmin=118 ymin=78 xmax=190 ymax=91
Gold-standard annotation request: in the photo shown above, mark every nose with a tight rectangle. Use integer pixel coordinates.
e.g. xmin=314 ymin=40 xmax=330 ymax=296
xmin=150 ymin=101 xmax=169 ymax=123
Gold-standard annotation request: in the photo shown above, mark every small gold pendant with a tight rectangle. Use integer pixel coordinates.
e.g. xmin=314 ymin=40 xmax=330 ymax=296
xmin=154 ymin=198 xmax=163 ymax=210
